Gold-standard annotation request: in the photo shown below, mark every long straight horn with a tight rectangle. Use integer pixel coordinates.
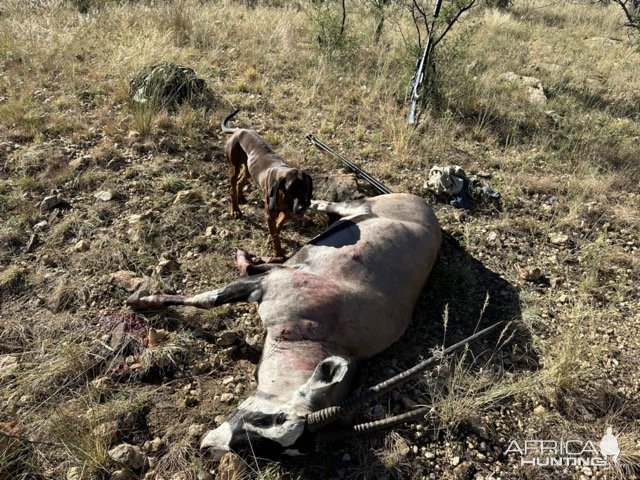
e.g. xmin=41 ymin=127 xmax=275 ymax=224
xmin=315 ymin=406 xmax=432 ymax=447
xmin=306 ymin=322 xmax=503 ymax=431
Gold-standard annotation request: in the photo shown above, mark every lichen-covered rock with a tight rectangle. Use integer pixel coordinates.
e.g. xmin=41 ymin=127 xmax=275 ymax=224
xmin=128 ymin=62 xmax=215 ymax=111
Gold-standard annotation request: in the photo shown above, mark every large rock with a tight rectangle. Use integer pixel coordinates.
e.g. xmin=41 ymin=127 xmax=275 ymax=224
xmin=128 ymin=62 xmax=215 ymax=111
xmin=500 ymin=71 xmax=547 ymax=105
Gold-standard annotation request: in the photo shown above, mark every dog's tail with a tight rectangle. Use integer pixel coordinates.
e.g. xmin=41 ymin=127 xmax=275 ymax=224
xmin=221 ymin=108 xmax=241 ymax=133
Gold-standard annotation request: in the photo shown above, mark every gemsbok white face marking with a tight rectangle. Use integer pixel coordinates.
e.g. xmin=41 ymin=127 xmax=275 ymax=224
xmin=200 ymin=356 xmax=351 ymax=457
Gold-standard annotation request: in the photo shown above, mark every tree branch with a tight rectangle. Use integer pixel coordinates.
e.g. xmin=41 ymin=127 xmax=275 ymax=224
xmin=433 ymin=0 xmax=476 ymax=48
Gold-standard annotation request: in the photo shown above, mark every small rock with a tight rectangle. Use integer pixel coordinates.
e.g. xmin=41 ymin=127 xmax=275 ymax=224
xmin=486 ymin=231 xmax=499 ymax=244
xmin=323 ymin=173 xmax=362 ymax=202
xmin=220 ymin=393 xmax=234 ymax=403
xmin=73 ymin=239 xmax=90 ymax=252
xmin=205 ymin=226 xmax=215 ymax=237
xmin=94 ymin=190 xmax=113 ymax=202
xmin=424 ymin=451 xmax=435 ymax=459
xmin=451 ymin=456 xmax=460 ymax=466
xmin=217 ymin=331 xmax=238 ymax=347
xmin=108 ymin=443 xmax=146 ymax=470
xmin=171 ymin=473 xmax=189 ymax=480
xmin=147 ymin=328 xmax=170 ymax=348
xmin=222 ymin=376 xmax=235 ymax=385
xmin=556 ymin=294 xmax=569 ymax=304
xmin=533 ymin=405 xmax=547 ymax=416
xmin=342 ymin=453 xmax=352 ymax=462
xmin=517 ymin=265 xmax=543 ymax=283
xmin=188 ymin=423 xmax=207 ymax=438
xmin=549 ymin=232 xmax=569 ymax=245
xmin=149 ymin=437 xmax=164 ymax=454
xmin=246 ymin=334 xmax=263 ymax=349
xmin=197 ymin=472 xmax=214 ymax=480
xmin=173 ymin=189 xmax=202 ymax=205
xmin=40 ymin=194 xmax=63 ymax=213
xmin=453 ymin=461 xmax=475 ymax=480
xmin=111 ymin=470 xmax=133 ymax=480
xmin=127 ymin=211 xmax=153 ymax=224
xmin=155 ymin=258 xmax=180 ymax=276
xmin=468 ymin=416 xmax=490 ymax=439
xmin=110 ymin=270 xmax=145 ymax=292
xmin=66 ymin=467 xmax=83 ymax=480
xmin=127 ymin=227 xmax=141 ymax=243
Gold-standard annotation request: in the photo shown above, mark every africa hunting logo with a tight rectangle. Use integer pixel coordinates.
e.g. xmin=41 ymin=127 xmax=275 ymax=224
xmin=505 ymin=427 xmax=621 ymax=467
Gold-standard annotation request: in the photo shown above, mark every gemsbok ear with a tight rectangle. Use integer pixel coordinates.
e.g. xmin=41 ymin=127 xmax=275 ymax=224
xmin=268 ymin=177 xmax=286 ymax=212
xmin=301 ymin=356 xmax=349 ymax=394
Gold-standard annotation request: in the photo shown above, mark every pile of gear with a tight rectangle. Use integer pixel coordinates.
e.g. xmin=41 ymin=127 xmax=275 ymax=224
xmin=424 ymin=165 xmax=501 ymax=210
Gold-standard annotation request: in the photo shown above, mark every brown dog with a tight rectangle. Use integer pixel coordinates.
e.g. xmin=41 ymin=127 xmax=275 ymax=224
xmin=221 ymin=109 xmax=313 ymax=258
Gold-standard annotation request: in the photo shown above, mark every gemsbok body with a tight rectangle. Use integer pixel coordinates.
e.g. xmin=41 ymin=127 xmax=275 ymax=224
xmin=127 ymin=193 xmax=442 ymax=458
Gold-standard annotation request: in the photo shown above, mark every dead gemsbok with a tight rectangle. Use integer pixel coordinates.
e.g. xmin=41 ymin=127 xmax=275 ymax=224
xmin=127 ymin=193 xmax=500 ymax=457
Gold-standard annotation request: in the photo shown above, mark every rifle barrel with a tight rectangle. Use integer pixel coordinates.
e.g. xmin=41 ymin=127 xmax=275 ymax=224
xmin=306 ymin=135 xmax=391 ymax=195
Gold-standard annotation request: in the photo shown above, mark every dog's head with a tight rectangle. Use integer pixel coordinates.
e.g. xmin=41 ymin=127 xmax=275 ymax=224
xmin=268 ymin=170 xmax=313 ymax=221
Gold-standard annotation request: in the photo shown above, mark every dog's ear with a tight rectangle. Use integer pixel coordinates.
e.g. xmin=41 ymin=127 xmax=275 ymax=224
xmin=304 ymin=173 xmax=313 ymax=205
xmin=268 ymin=177 xmax=286 ymax=212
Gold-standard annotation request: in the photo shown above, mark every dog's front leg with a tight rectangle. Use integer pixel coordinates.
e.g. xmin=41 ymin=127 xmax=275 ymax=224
xmin=266 ymin=211 xmax=285 ymax=258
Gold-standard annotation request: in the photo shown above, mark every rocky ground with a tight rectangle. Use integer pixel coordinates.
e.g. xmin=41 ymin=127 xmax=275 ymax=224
xmin=2 ymin=121 xmax=638 ymax=479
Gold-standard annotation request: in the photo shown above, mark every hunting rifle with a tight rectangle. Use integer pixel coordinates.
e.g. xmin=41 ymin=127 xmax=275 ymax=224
xmin=407 ymin=0 xmax=444 ymax=125
xmin=306 ymin=134 xmax=391 ymax=195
